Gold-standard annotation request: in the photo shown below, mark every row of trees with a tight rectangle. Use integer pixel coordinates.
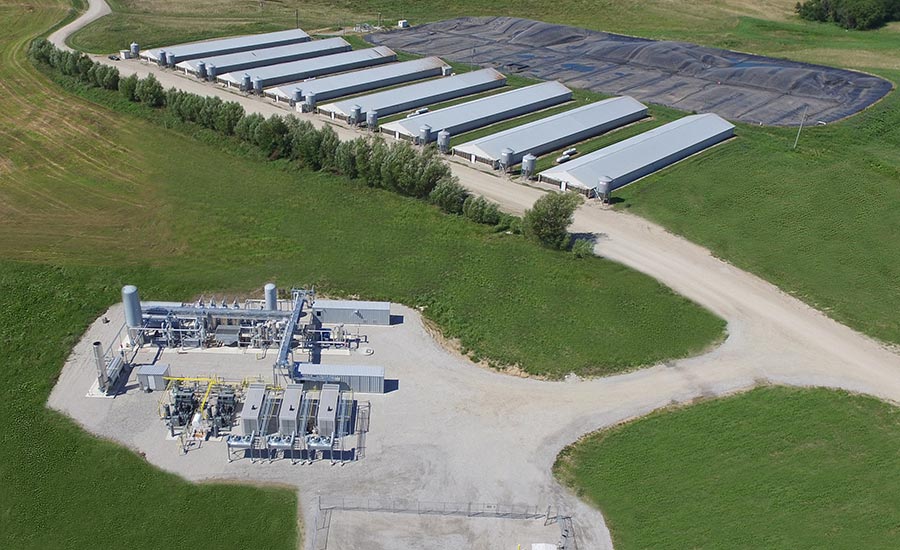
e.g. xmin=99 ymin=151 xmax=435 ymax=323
xmin=796 ymin=0 xmax=900 ymax=29
xmin=29 ymin=38 xmax=584 ymax=251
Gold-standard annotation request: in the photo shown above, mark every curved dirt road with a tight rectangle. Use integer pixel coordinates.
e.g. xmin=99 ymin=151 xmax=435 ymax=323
xmin=46 ymin=2 xmax=900 ymax=549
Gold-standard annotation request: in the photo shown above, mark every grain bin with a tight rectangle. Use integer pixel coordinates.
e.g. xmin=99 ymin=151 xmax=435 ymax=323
xmin=241 ymin=74 xmax=252 ymax=91
xmin=349 ymin=104 xmax=362 ymax=125
xmin=500 ymin=148 xmax=514 ymax=172
xmin=206 ymin=64 xmax=217 ymax=81
xmin=367 ymin=109 xmax=379 ymax=131
xmin=130 ymin=42 xmax=140 ymax=58
xmin=521 ymin=153 xmax=537 ymax=179
xmin=437 ymin=130 xmax=451 ymax=154
xmin=304 ymin=92 xmax=317 ymax=112
xmin=196 ymin=61 xmax=207 ymax=79
xmin=418 ymin=124 xmax=432 ymax=145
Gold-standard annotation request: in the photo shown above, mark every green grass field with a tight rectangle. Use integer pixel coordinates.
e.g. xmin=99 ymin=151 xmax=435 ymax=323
xmin=554 ymin=387 xmax=900 ymax=549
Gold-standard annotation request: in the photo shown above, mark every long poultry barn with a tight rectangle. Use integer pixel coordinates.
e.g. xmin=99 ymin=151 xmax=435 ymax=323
xmin=216 ymin=47 xmax=397 ymax=91
xmin=316 ymin=68 xmax=506 ymax=122
xmin=452 ymin=96 xmax=648 ymax=169
xmin=538 ymin=113 xmax=735 ymax=195
xmin=265 ymin=57 xmax=450 ymax=105
xmin=379 ymin=81 xmax=572 ymax=143
xmin=140 ymin=29 xmax=310 ymax=66
xmin=175 ymin=37 xmax=351 ymax=79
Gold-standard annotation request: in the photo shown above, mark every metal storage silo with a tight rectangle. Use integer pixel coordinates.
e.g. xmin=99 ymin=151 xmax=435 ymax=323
xmin=122 ymin=285 xmax=143 ymax=328
xmin=521 ymin=153 xmax=537 ymax=179
xmin=206 ymin=64 xmax=217 ymax=81
xmin=349 ymin=104 xmax=362 ymax=125
xmin=264 ymin=283 xmax=277 ymax=311
xmin=157 ymin=50 xmax=167 ymax=66
xmin=253 ymin=77 xmax=263 ymax=94
xmin=596 ymin=175 xmax=612 ymax=202
xmin=130 ymin=42 xmax=139 ymax=58
xmin=166 ymin=53 xmax=176 ymax=68
xmin=500 ymin=148 xmax=514 ymax=172
xmin=241 ymin=74 xmax=252 ymax=91
xmin=367 ymin=109 xmax=379 ymax=131
xmin=196 ymin=61 xmax=207 ymax=79
xmin=418 ymin=124 xmax=432 ymax=145
xmin=437 ymin=130 xmax=451 ymax=154
xmin=291 ymin=88 xmax=302 ymax=105
xmin=304 ymin=92 xmax=317 ymax=112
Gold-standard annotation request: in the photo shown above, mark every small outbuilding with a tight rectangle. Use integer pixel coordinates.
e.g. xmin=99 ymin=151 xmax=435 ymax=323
xmin=311 ymin=299 xmax=391 ymax=326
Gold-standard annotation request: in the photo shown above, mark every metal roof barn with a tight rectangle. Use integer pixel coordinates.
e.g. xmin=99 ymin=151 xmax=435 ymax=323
xmin=538 ymin=113 xmax=735 ymax=195
xmin=265 ymin=57 xmax=450 ymax=103
xmin=216 ymin=47 xmax=397 ymax=89
xmin=176 ymin=37 xmax=351 ymax=77
xmin=140 ymin=29 xmax=310 ymax=64
xmin=452 ymin=96 xmax=648 ymax=169
xmin=297 ymin=364 xmax=385 ymax=394
xmin=380 ymin=81 xmax=572 ymax=143
xmin=317 ymin=68 xmax=506 ymax=121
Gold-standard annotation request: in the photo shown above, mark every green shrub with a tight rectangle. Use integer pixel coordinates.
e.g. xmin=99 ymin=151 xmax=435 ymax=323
xmin=462 ymin=196 xmax=502 ymax=225
xmin=795 ymin=0 xmax=900 ymax=29
xmin=429 ymin=177 xmax=469 ymax=214
xmin=524 ymin=192 xmax=581 ymax=249
xmin=118 ymin=73 xmax=138 ymax=102
xmin=135 ymin=74 xmax=165 ymax=107
xmin=571 ymin=238 xmax=595 ymax=258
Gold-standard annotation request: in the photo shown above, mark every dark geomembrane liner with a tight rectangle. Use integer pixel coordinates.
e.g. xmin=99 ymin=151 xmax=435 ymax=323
xmin=367 ymin=17 xmax=892 ymax=126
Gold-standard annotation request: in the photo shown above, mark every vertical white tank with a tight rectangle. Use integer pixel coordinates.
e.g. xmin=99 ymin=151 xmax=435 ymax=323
xmin=264 ymin=283 xmax=277 ymax=311
xmin=418 ymin=124 xmax=432 ymax=145
xmin=292 ymin=88 xmax=302 ymax=105
xmin=122 ymin=285 xmax=142 ymax=328
xmin=367 ymin=109 xmax=379 ymax=130
xmin=197 ymin=61 xmax=207 ymax=79
xmin=167 ymin=53 xmax=177 ymax=68
xmin=241 ymin=74 xmax=252 ymax=91
xmin=130 ymin=42 xmax=140 ymax=57
xmin=206 ymin=64 xmax=217 ymax=81
xmin=521 ymin=154 xmax=537 ymax=179
xmin=596 ymin=176 xmax=612 ymax=201
xmin=305 ymin=92 xmax=317 ymax=112
xmin=93 ymin=341 xmax=108 ymax=392
xmin=253 ymin=77 xmax=263 ymax=94
xmin=500 ymin=148 xmax=514 ymax=172
xmin=158 ymin=50 xmax=167 ymax=66
xmin=437 ymin=130 xmax=451 ymax=154
xmin=350 ymin=104 xmax=362 ymax=125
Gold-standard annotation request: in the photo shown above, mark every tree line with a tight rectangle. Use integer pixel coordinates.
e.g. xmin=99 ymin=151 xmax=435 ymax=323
xmin=28 ymin=38 xmax=585 ymax=252
xmin=796 ymin=0 xmax=900 ymax=29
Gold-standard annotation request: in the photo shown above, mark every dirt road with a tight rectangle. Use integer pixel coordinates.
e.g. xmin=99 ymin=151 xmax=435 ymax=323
xmin=48 ymin=2 xmax=900 ymax=549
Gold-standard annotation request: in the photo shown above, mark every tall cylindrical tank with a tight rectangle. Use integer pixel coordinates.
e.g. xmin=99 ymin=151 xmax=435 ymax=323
xmin=437 ymin=130 xmax=451 ymax=154
xmin=241 ymin=74 xmax=252 ymax=91
xmin=122 ymin=285 xmax=143 ymax=328
xmin=167 ymin=53 xmax=177 ymax=68
xmin=500 ymin=148 xmax=514 ymax=172
xmin=157 ymin=50 xmax=167 ymax=66
xmin=521 ymin=153 xmax=537 ymax=179
xmin=596 ymin=175 xmax=612 ymax=201
xmin=207 ymin=64 xmax=217 ymax=81
xmin=196 ymin=61 xmax=207 ymax=79
xmin=264 ymin=283 xmax=277 ymax=311
xmin=304 ymin=92 xmax=317 ymax=112
xmin=130 ymin=42 xmax=140 ymax=57
xmin=291 ymin=88 xmax=302 ymax=105
xmin=253 ymin=77 xmax=263 ymax=94
xmin=93 ymin=341 xmax=108 ymax=391
xmin=367 ymin=109 xmax=379 ymax=131
xmin=418 ymin=124 xmax=432 ymax=145
xmin=349 ymin=104 xmax=362 ymax=125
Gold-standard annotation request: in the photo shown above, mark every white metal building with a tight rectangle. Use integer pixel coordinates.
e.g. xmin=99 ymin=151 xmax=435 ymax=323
xmin=140 ymin=29 xmax=310 ymax=65
xmin=312 ymin=299 xmax=391 ymax=326
xmin=538 ymin=113 xmax=735 ymax=195
xmin=216 ymin=47 xmax=397 ymax=89
xmin=452 ymin=96 xmax=648 ymax=168
xmin=297 ymin=364 xmax=385 ymax=394
xmin=316 ymin=68 xmax=506 ymax=121
xmin=264 ymin=57 xmax=450 ymax=103
xmin=379 ymin=81 xmax=572 ymax=143
xmin=175 ymin=37 xmax=351 ymax=77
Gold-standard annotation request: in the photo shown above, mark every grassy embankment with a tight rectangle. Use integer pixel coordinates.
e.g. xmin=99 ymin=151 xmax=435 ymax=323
xmin=69 ymin=0 xmax=900 ymax=345
xmin=554 ymin=387 xmax=900 ymax=549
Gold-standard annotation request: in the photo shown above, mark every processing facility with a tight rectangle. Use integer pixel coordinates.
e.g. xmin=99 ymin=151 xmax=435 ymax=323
xmin=88 ymin=283 xmax=391 ymax=463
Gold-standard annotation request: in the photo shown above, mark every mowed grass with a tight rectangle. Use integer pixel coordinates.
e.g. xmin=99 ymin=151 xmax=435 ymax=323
xmin=554 ymin=387 xmax=900 ymax=549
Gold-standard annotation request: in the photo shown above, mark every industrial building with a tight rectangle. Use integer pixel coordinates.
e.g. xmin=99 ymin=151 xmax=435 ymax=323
xmin=140 ymin=28 xmax=310 ymax=66
xmin=452 ymin=96 xmax=648 ymax=170
xmin=216 ymin=47 xmax=397 ymax=91
xmin=265 ymin=57 xmax=451 ymax=105
xmin=538 ymin=113 xmax=735 ymax=196
xmin=312 ymin=299 xmax=391 ymax=326
xmin=175 ymin=37 xmax=351 ymax=79
xmin=379 ymin=81 xmax=573 ymax=144
xmin=317 ymin=68 xmax=506 ymax=123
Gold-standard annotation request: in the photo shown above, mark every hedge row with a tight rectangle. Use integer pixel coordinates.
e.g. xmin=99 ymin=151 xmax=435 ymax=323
xmin=29 ymin=39 xmax=590 ymax=247
xmin=796 ymin=0 xmax=900 ymax=29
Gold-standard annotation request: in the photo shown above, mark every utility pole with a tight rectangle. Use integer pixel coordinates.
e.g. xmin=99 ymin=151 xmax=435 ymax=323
xmin=295 ymin=9 xmax=299 ymax=29
xmin=793 ymin=104 xmax=808 ymax=150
